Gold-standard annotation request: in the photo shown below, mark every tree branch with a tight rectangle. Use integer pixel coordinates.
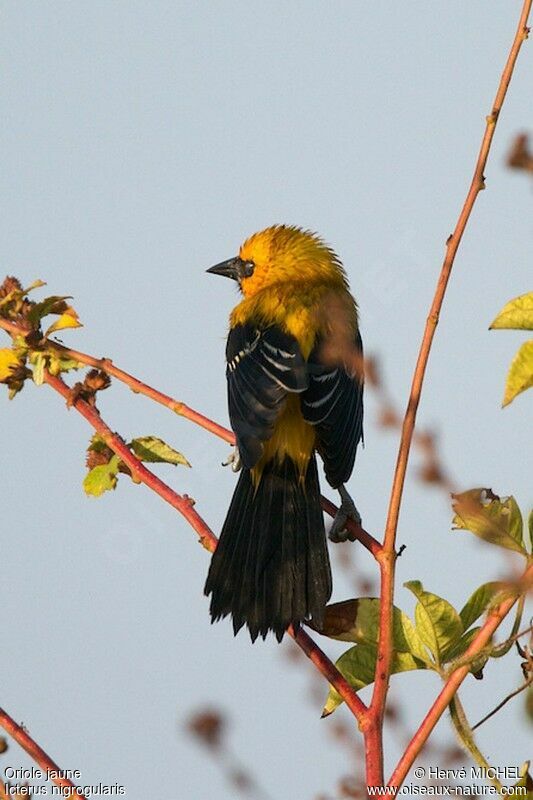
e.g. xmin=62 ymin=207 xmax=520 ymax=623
xmin=0 ymin=707 xmax=86 ymax=799
xmin=366 ymin=0 xmax=532 ymax=787
xmin=0 ymin=316 xmax=381 ymax=559
xmin=41 ymin=369 xmax=368 ymax=722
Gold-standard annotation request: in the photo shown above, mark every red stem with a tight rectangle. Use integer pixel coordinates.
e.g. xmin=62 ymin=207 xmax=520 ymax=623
xmin=0 ymin=708 xmax=86 ymax=799
xmin=42 ymin=369 xmax=368 ymax=722
xmin=366 ymin=0 xmax=532 ymax=787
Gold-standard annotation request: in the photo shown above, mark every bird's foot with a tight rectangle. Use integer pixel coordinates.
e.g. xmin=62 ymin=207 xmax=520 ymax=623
xmin=328 ymin=485 xmax=362 ymax=543
xmin=222 ymin=446 xmax=242 ymax=473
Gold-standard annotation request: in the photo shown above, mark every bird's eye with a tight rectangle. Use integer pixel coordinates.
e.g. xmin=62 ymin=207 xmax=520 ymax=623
xmin=241 ymin=260 xmax=255 ymax=278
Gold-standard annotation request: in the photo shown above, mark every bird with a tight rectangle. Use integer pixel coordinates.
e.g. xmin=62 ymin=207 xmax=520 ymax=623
xmin=204 ymin=225 xmax=364 ymax=642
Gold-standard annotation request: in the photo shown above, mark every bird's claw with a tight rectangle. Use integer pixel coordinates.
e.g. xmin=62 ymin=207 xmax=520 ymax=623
xmin=222 ymin=446 xmax=242 ymax=473
xmin=328 ymin=487 xmax=361 ymax=543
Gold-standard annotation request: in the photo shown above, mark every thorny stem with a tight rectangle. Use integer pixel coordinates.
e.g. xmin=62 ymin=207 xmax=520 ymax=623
xmin=42 ymin=369 xmax=368 ymax=723
xmin=366 ymin=1 xmax=532 ymax=788
xmin=0 ymin=707 xmax=86 ymax=799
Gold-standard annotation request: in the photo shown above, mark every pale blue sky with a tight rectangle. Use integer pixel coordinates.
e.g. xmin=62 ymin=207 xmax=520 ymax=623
xmin=2 ymin=2 xmax=532 ymax=798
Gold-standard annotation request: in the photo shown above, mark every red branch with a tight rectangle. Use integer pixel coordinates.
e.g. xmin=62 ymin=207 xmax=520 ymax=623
xmin=366 ymin=0 xmax=532 ymax=788
xmin=41 ymin=369 xmax=368 ymax=722
xmin=0 ymin=707 xmax=86 ymax=799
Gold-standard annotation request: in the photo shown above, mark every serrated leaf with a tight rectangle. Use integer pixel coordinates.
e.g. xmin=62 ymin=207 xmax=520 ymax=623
xmin=459 ymin=582 xmax=508 ymax=631
xmin=490 ymin=292 xmax=533 ymax=331
xmin=27 ymin=295 xmax=72 ymax=325
xmin=83 ymin=455 xmax=121 ymax=497
xmin=322 ymin=644 xmax=427 ymax=716
xmin=0 ymin=348 xmax=22 ymax=382
xmin=405 ymin=580 xmax=463 ymax=666
xmin=452 ymin=489 xmax=526 ymax=555
xmin=130 ymin=436 xmax=190 ymax=467
xmin=44 ymin=307 xmax=82 ymax=337
xmin=318 ymin=598 xmax=430 ymax=663
xmin=503 ymin=340 xmax=533 ymax=407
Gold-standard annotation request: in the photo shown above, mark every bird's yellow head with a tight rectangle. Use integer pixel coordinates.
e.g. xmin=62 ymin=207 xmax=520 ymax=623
xmin=207 ymin=225 xmax=347 ymax=298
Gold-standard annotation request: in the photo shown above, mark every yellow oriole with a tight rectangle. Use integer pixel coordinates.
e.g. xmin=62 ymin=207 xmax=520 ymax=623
xmin=204 ymin=225 xmax=363 ymax=641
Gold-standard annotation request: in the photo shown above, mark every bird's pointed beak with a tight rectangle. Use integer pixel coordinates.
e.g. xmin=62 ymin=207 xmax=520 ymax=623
xmin=206 ymin=257 xmax=241 ymax=281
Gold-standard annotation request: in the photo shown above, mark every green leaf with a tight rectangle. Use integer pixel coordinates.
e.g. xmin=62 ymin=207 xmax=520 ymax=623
xmin=442 ymin=626 xmax=489 ymax=676
xmin=323 ymin=644 xmax=427 ymax=716
xmin=318 ymin=598 xmax=430 ymax=664
xmin=490 ymin=292 xmax=533 ymax=331
xmin=404 ymin=580 xmax=463 ymax=666
xmin=83 ymin=455 xmax=121 ymax=497
xmin=452 ymin=489 xmax=526 ymax=555
xmin=529 ymin=510 xmax=533 ymax=554
xmin=130 ymin=436 xmax=190 ymax=467
xmin=27 ymin=295 xmax=72 ymax=326
xmin=459 ymin=581 xmax=508 ymax=631
xmin=503 ymin=340 xmax=533 ymax=407
xmin=443 ymin=626 xmax=482 ymax=662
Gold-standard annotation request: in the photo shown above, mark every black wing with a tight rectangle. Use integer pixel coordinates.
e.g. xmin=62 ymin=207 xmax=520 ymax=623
xmin=226 ymin=324 xmax=308 ymax=468
xmin=301 ymin=331 xmax=364 ymax=488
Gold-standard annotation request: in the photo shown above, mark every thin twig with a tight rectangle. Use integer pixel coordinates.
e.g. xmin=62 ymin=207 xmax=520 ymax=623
xmin=0 ymin=707 xmax=86 ymax=799
xmin=366 ymin=1 xmax=532 ymax=788
xmin=472 ymin=676 xmax=533 ymax=731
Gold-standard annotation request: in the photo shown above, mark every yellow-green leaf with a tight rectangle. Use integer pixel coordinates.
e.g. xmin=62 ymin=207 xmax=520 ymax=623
xmin=47 ymin=351 xmax=82 ymax=376
xmin=83 ymin=455 xmax=121 ymax=497
xmin=322 ymin=644 xmax=427 ymax=716
xmin=23 ymin=279 xmax=47 ymax=293
xmin=490 ymin=292 xmax=533 ymax=331
xmin=31 ymin=352 xmax=46 ymax=386
xmin=0 ymin=348 xmax=22 ymax=382
xmin=318 ymin=598 xmax=430 ymax=663
xmin=503 ymin=340 xmax=533 ymax=406
xmin=405 ymin=580 xmax=463 ymax=666
xmin=452 ymin=489 xmax=527 ymax=555
xmin=44 ymin=307 xmax=82 ymax=337
xmin=130 ymin=436 xmax=190 ymax=467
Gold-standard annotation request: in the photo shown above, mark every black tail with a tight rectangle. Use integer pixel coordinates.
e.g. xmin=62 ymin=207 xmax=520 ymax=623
xmin=204 ymin=455 xmax=332 ymax=642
